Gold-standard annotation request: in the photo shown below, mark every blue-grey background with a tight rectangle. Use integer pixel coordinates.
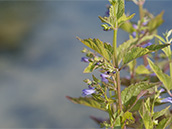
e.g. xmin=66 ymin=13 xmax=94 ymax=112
xmin=0 ymin=0 xmax=171 ymax=128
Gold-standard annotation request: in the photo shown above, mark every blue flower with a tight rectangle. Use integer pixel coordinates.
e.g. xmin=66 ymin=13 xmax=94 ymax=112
xmin=142 ymin=21 xmax=148 ymax=26
xmin=132 ymin=24 xmax=138 ymax=29
xmin=142 ymin=42 xmax=152 ymax=48
xmin=160 ymin=97 xmax=172 ymax=103
xmin=146 ymin=65 xmax=151 ymax=69
xmin=100 ymin=73 xmax=109 ymax=83
xmin=132 ymin=32 xmax=136 ymax=38
xmin=159 ymin=88 xmax=165 ymax=93
xmin=82 ymin=87 xmax=96 ymax=96
xmin=81 ymin=57 xmax=89 ymax=63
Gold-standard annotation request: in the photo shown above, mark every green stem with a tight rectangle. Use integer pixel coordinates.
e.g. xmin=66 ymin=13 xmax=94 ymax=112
xmin=139 ymin=0 xmax=148 ymax=66
xmin=113 ymin=22 xmax=122 ymax=111
xmin=169 ymin=59 xmax=172 ymax=78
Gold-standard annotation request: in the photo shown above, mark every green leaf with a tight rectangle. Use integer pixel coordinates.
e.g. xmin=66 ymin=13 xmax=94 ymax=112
xmin=122 ymin=111 xmax=135 ymax=125
xmin=117 ymin=35 xmax=155 ymax=64
xmin=83 ymin=62 xmax=96 ymax=73
xmin=136 ymin=65 xmax=152 ymax=74
xmin=123 ymin=44 xmax=170 ymax=65
xmin=139 ymin=100 xmax=153 ymax=129
xmin=156 ymin=117 xmax=171 ymax=129
xmin=66 ymin=96 xmax=106 ymax=111
xmin=123 ymin=47 xmax=149 ymax=64
xmin=153 ymin=106 xmax=170 ymax=120
xmin=116 ymin=0 xmax=125 ymax=19
xmin=147 ymin=58 xmax=172 ymax=90
xmin=148 ymin=11 xmax=164 ymax=32
xmin=120 ymin=21 xmax=135 ymax=33
xmin=118 ymin=13 xmax=135 ymax=27
xmin=77 ymin=37 xmax=112 ymax=61
xmin=159 ymin=41 xmax=172 ymax=59
xmin=121 ymin=81 xmax=157 ymax=110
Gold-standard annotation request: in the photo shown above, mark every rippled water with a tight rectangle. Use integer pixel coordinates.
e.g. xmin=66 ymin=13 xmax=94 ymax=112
xmin=0 ymin=1 xmax=171 ymax=128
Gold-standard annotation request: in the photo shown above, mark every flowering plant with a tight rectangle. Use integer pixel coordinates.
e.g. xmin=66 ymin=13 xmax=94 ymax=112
xmin=67 ymin=0 xmax=172 ymax=128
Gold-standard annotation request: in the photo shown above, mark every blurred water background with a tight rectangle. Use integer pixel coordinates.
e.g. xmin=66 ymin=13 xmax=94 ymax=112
xmin=0 ymin=0 xmax=171 ymax=128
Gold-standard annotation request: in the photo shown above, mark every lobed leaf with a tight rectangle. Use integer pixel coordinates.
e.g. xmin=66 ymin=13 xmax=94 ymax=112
xmin=147 ymin=58 xmax=172 ymax=90
xmin=66 ymin=96 xmax=106 ymax=111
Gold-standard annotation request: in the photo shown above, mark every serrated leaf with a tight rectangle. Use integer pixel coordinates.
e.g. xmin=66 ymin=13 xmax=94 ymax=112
xmin=121 ymin=82 xmax=156 ymax=109
xmin=118 ymin=13 xmax=135 ymax=27
xmin=153 ymin=106 xmax=170 ymax=120
xmin=116 ymin=0 xmax=125 ymax=19
xmin=148 ymin=11 xmax=164 ymax=32
xmin=66 ymin=96 xmax=106 ymax=111
xmin=123 ymin=47 xmax=149 ymax=64
xmin=156 ymin=117 xmax=171 ymax=129
xmin=136 ymin=65 xmax=152 ymax=74
xmin=147 ymin=58 xmax=172 ymax=90
xmin=123 ymin=44 xmax=170 ymax=65
xmin=117 ymin=35 xmax=155 ymax=64
xmin=77 ymin=37 xmax=111 ymax=61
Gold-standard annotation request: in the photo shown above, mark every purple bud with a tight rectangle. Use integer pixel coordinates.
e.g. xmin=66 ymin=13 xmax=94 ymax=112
xmin=113 ymin=71 xmax=116 ymax=74
xmin=142 ymin=21 xmax=148 ymax=26
xmin=142 ymin=42 xmax=152 ymax=48
xmin=81 ymin=57 xmax=89 ymax=63
xmin=100 ymin=73 xmax=109 ymax=83
xmin=82 ymin=88 xmax=96 ymax=96
xmin=159 ymin=88 xmax=165 ymax=93
xmin=132 ymin=24 xmax=138 ymax=29
xmin=141 ymin=30 xmax=145 ymax=34
xmin=146 ymin=65 xmax=151 ymax=70
xmin=150 ymin=73 xmax=156 ymax=76
xmin=160 ymin=97 xmax=172 ymax=103
xmin=132 ymin=32 xmax=136 ymax=38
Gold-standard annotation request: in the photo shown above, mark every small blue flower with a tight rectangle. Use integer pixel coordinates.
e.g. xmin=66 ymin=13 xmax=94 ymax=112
xmin=132 ymin=32 xmax=136 ymax=38
xmin=150 ymin=73 xmax=156 ymax=76
xmin=100 ymin=73 xmax=109 ymax=83
xmin=160 ymin=97 xmax=172 ymax=103
xmin=142 ymin=21 xmax=148 ymax=26
xmin=142 ymin=42 xmax=152 ymax=48
xmin=81 ymin=57 xmax=89 ymax=63
xmin=113 ymin=71 xmax=116 ymax=74
xmin=132 ymin=24 xmax=138 ymax=29
xmin=146 ymin=65 xmax=151 ymax=70
xmin=159 ymin=88 xmax=165 ymax=93
xmin=82 ymin=87 xmax=96 ymax=96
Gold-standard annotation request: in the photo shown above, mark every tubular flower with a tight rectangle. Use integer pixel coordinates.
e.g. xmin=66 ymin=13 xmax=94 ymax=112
xmin=160 ymin=97 xmax=172 ymax=103
xmin=82 ymin=87 xmax=96 ymax=96
xmin=81 ymin=57 xmax=89 ymax=63
xmin=100 ymin=73 xmax=109 ymax=83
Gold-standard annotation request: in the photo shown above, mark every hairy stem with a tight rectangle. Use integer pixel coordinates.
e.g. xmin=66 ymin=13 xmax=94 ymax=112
xmin=113 ymin=22 xmax=122 ymax=112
